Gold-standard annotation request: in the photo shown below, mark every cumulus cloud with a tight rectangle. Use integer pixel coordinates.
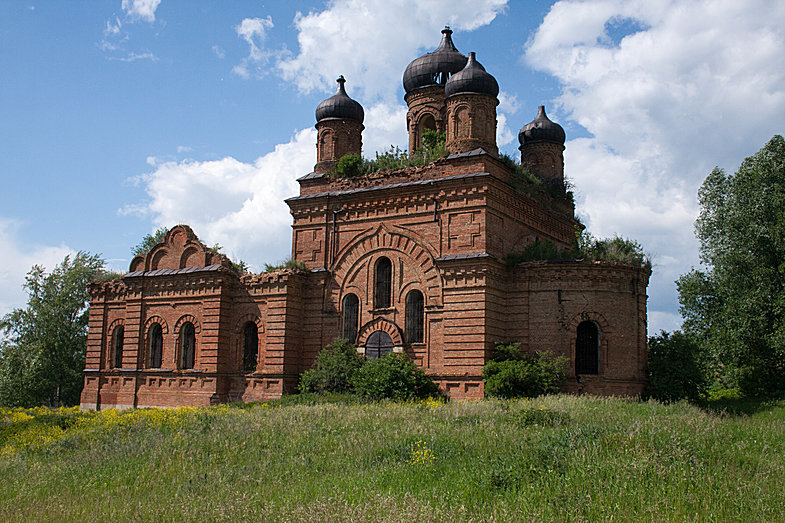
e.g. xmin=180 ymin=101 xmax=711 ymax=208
xmin=525 ymin=0 xmax=785 ymax=332
xmin=275 ymin=0 xmax=508 ymax=101
xmin=362 ymin=102 xmax=408 ymax=155
xmin=232 ymin=16 xmax=275 ymax=79
xmin=0 ymin=219 xmax=74 ymax=319
xmin=124 ymin=128 xmax=316 ymax=270
xmin=121 ymin=0 xmax=162 ymax=23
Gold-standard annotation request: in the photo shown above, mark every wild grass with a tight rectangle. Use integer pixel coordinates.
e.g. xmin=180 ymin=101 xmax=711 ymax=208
xmin=1 ymin=395 xmax=784 ymax=521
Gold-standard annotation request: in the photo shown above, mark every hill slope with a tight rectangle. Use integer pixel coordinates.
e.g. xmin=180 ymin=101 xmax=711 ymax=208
xmin=2 ymin=395 xmax=784 ymax=521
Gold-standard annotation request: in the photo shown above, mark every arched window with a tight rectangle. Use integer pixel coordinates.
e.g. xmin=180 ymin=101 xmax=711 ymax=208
xmin=374 ymin=257 xmax=392 ymax=309
xmin=148 ymin=323 xmax=163 ymax=368
xmin=417 ymin=114 xmax=437 ymax=150
xmin=365 ymin=331 xmax=394 ymax=360
xmin=342 ymin=294 xmax=359 ymax=344
xmin=180 ymin=322 xmax=196 ymax=370
xmin=405 ymin=290 xmax=424 ymax=343
xmin=575 ymin=321 xmax=599 ymax=375
xmin=242 ymin=321 xmax=258 ymax=372
xmin=111 ymin=326 xmax=124 ymax=369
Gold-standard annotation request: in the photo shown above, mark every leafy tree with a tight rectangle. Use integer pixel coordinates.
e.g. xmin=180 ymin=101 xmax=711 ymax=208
xmin=299 ymin=338 xmax=364 ymax=394
xmin=131 ymin=227 xmax=167 ymax=257
xmin=0 ymin=252 xmax=105 ymax=407
xmin=677 ymin=135 xmax=785 ymax=396
xmin=644 ymin=330 xmax=707 ymax=403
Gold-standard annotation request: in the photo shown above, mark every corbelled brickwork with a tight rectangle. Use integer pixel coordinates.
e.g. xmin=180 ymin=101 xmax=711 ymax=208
xmin=81 ymin=29 xmax=650 ymax=410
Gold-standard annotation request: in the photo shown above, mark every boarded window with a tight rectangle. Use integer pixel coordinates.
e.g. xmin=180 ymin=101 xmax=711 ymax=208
xmin=575 ymin=321 xmax=599 ymax=375
xmin=111 ymin=326 xmax=124 ymax=369
xmin=374 ymin=257 xmax=392 ymax=309
xmin=242 ymin=322 xmax=258 ymax=372
xmin=342 ymin=294 xmax=359 ymax=344
xmin=180 ymin=322 xmax=196 ymax=370
xmin=149 ymin=323 xmax=163 ymax=368
xmin=365 ymin=330 xmax=394 ymax=360
xmin=405 ymin=290 xmax=424 ymax=343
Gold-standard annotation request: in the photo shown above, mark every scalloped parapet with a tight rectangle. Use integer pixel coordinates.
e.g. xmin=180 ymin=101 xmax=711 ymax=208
xmin=128 ymin=225 xmax=233 ymax=273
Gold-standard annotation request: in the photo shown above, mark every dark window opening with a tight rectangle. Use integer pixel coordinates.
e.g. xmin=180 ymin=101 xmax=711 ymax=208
xmin=374 ymin=257 xmax=392 ymax=309
xmin=405 ymin=290 xmax=424 ymax=343
xmin=111 ymin=326 xmax=124 ymax=369
xmin=149 ymin=323 xmax=163 ymax=368
xmin=342 ymin=294 xmax=359 ymax=344
xmin=575 ymin=321 xmax=599 ymax=375
xmin=242 ymin=322 xmax=258 ymax=372
xmin=365 ymin=330 xmax=394 ymax=360
xmin=180 ymin=322 xmax=196 ymax=370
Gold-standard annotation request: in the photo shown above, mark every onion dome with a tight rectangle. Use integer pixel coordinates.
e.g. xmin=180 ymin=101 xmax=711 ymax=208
xmin=444 ymin=52 xmax=499 ymax=98
xmin=315 ymin=75 xmax=364 ymax=124
xmin=403 ymin=26 xmax=468 ymax=94
xmin=518 ymin=105 xmax=565 ymax=146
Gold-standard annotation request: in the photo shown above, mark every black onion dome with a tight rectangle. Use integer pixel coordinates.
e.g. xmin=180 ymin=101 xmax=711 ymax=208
xmin=403 ymin=26 xmax=468 ymax=94
xmin=315 ymin=75 xmax=364 ymax=124
xmin=518 ymin=105 xmax=565 ymax=145
xmin=444 ymin=52 xmax=499 ymax=98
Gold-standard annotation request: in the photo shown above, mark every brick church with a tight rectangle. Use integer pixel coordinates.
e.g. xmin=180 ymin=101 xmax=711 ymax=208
xmin=81 ymin=28 xmax=650 ymax=410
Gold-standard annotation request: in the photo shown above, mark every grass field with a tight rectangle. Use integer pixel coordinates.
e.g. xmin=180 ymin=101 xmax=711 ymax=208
xmin=1 ymin=394 xmax=784 ymax=522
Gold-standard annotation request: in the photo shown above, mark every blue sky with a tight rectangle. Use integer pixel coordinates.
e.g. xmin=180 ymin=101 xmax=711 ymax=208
xmin=1 ymin=0 xmax=784 ymax=335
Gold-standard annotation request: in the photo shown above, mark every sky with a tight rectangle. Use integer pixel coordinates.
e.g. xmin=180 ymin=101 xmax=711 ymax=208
xmin=1 ymin=0 xmax=784 ymax=335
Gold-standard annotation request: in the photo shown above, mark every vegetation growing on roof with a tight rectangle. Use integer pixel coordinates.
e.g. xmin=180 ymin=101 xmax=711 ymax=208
xmin=262 ymin=258 xmax=307 ymax=272
xmin=505 ymin=232 xmax=651 ymax=269
xmin=329 ymin=130 xmax=449 ymax=179
xmin=498 ymin=153 xmax=574 ymax=205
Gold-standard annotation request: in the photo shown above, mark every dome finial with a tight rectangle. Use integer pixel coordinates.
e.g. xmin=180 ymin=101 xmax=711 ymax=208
xmin=335 ymin=75 xmax=348 ymax=95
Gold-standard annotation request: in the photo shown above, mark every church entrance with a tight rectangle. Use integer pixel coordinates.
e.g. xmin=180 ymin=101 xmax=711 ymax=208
xmin=365 ymin=330 xmax=394 ymax=360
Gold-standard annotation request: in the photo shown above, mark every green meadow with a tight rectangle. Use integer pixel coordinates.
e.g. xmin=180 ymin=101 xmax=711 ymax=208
xmin=2 ymin=395 xmax=784 ymax=522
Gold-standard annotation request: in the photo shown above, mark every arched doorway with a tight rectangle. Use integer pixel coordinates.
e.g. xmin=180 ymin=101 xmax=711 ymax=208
xmin=575 ymin=321 xmax=599 ymax=375
xmin=365 ymin=330 xmax=394 ymax=360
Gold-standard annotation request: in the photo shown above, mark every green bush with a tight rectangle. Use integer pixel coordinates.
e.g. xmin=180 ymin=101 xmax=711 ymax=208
xmin=482 ymin=343 xmax=567 ymax=398
xmin=353 ymin=352 xmax=438 ymax=401
xmin=298 ymin=339 xmax=364 ymax=394
xmin=331 ymin=154 xmax=364 ymax=178
xmin=644 ymin=330 xmax=707 ymax=403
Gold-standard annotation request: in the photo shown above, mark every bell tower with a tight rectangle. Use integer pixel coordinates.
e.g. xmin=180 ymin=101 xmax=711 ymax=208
xmin=314 ymin=76 xmax=365 ymax=174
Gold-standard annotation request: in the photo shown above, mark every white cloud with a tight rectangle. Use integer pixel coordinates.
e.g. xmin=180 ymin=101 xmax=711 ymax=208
xmin=275 ymin=0 xmax=508 ymax=101
xmin=362 ymin=102 xmax=408 ymax=155
xmin=525 ymin=0 xmax=785 ymax=333
xmin=100 ymin=1 xmax=161 ymax=60
xmin=0 ymin=219 xmax=74 ymax=319
xmin=125 ymin=128 xmax=316 ymax=271
xmin=232 ymin=16 xmax=275 ymax=79
xmin=121 ymin=0 xmax=162 ymax=23
xmin=496 ymin=91 xmax=521 ymax=150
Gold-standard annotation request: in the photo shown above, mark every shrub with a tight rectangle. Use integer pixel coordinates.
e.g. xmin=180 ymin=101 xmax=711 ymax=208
xmin=298 ymin=339 xmax=364 ymax=394
xmin=331 ymin=154 xmax=364 ymax=178
xmin=353 ymin=352 xmax=438 ymax=401
xmin=263 ymin=258 xmax=307 ymax=272
xmin=644 ymin=330 xmax=707 ymax=403
xmin=482 ymin=343 xmax=567 ymax=398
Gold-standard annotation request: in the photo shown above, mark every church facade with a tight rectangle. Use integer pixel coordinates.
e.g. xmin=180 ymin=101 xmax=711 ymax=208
xmin=80 ymin=29 xmax=650 ymax=410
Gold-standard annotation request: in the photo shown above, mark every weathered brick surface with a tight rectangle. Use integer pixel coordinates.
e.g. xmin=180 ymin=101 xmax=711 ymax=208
xmin=82 ymin=72 xmax=649 ymax=409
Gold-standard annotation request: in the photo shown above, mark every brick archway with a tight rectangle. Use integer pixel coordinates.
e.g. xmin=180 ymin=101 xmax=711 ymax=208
xmin=568 ymin=311 xmax=611 ymax=376
xmin=332 ymin=224 xmax=442 ymax=307
xmin=357 ymin=318 xmax=403 ymax=348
